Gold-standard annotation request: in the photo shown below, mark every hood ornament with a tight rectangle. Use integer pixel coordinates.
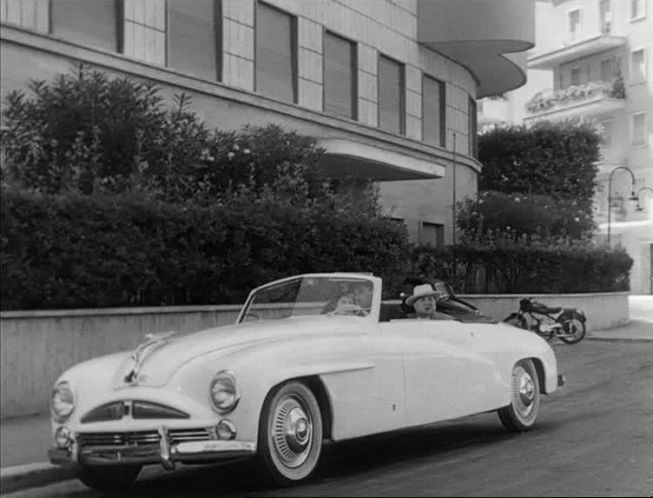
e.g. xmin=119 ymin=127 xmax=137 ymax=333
xmin=124 ymin=331 xmax=178 ymax=385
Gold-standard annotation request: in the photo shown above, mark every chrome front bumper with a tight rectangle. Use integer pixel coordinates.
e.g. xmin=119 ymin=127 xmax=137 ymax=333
xmin=49 ymin=439 xmax=256 ymax=469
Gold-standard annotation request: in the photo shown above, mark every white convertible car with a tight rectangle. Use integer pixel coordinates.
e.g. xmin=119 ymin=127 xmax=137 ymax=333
xmin=49 ymin=273 xmax=563 ymax=491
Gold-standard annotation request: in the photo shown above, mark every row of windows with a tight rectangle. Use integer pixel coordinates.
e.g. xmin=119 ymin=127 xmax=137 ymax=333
xmin=1 ymin=0 xmax=475 ymax=154
xmin=568 ymin=0 xmax=647 ymax=40
xmin=563 ymin=49 xmax=647 ymax=89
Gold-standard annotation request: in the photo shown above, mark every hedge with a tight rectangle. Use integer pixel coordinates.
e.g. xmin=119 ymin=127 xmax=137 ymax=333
xmin=0 ymin=189 xmax=410 ymax=310
xmin=412 ymin=244 xmax=633 ymax=294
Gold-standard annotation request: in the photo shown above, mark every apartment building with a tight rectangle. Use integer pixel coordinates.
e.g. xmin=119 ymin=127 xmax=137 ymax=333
xmin=479 ymin=0 xmax=653 ymax=293
xmin=0 ymin=0 xmax=535 ymax=247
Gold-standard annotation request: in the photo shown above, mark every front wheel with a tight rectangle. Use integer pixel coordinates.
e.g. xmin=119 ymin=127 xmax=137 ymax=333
xmin=498 ymin=359 xmax=540 ymax=432
xmin=77 ymin=465 xmax=141 ymax=492
xmin=559 ymin=315 xmax=586 ymax=344
xmin=257 ymin=381 xmax=323 ymax=486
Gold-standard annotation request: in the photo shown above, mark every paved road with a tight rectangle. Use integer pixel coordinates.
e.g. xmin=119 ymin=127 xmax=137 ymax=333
xmin=5 ymin=339 xmax=653 ymax=497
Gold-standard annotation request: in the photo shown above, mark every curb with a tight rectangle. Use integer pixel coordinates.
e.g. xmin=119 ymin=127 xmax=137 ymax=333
xmin=0 ymin=462 xmax=76 ymax=494
xmin=585 ymin=337 xmax=653 ymax=344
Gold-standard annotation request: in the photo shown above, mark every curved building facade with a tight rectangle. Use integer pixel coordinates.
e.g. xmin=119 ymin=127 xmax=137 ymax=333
xmin=1 ymin=0 xmax=534 ymax=245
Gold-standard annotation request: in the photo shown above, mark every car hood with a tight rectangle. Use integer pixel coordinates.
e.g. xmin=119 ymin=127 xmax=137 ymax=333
xmin=111 ymin=316 xmax=364 ymax=388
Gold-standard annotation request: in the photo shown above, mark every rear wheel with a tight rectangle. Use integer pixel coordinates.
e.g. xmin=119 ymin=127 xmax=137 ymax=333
xmin=77 ymin=465 xmax=141 ymax=492
xmin=559 ymin=316 xmax=586 ymax=344
xmin=498 ymin=359 xmax=540 ymax=432
xmin=257 ymin=381 xmax=323 ymax=486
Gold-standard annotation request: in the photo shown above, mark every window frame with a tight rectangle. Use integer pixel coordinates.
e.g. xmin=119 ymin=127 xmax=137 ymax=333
xmin=600 ymin=58 xmax=614 ymax=82
xmin=377 ymin=52 xmax=406 ymax=136
xmin=570 ymin=66 xmax=582 ymax=86
xmin=322 ymin=29 xmax=358 ymax=121
xmin=630 ymin=47 xmax=647 ymax=85
xmin=631 ymin=111 xmax=647 ymax=147
xmin=630 ymin=0 xmax=647 ymax=21
xmin=166 ymin=0 xmax=223 ymax=82
xmin=567 ymin=7 xmax=582 ymax=42
xmin=599 ymin=119 xmax=614 ymax=160
xmin=468 ymin=96 xmax=478 ymax=158
xmin=421 ymin=73 xmax=446 ymax=148
xmin=48 ymin=0 xmax=122 ymax=53
xmin=598 ymin=0 xmax=612 ymax=34
xmin=420 ymin=221 xmax=445 ymax=249
xmin=253 ymin=0 xmax=298 ymax=104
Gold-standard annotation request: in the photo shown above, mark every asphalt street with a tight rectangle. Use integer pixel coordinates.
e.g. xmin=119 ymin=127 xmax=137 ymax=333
xmin=4 ymin=337 xmax=653 ymax=497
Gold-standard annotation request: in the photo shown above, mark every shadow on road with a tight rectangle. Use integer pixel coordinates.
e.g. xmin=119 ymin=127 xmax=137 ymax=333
xmin=123 ymin=418 xmax=555 ymax=497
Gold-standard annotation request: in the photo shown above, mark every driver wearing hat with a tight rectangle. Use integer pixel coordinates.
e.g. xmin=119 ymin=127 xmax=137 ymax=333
xmin=405 ymin=284 xmax=453 ymax=320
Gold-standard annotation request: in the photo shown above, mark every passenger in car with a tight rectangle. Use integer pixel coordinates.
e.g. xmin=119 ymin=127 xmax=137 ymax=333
xmin=405 ymin=284 xmax=454 ymax=320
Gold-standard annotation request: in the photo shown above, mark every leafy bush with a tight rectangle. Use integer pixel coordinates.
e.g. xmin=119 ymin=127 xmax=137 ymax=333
xmin=478 ymin=120 xmax=601 ymax=222
xmin=0 ymin=65 xmax=328 ymax=203
xmin=457 ymin=190 xmax=595 ymax=240
xmin=411 ymin=240 xmax=633 ymax=294
xmin=0 ymin=188 xmax=409 ymax=310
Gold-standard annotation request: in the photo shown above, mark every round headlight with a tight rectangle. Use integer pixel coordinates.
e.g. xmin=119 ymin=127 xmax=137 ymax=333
xmin=209 ymin=371 xmax=239 ymax=414
xmin=51 ymin=381 xmax=75 ymax=422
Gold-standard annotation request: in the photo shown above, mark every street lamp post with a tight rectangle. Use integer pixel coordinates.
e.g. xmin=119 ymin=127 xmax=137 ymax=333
xmin=635 ymin=186 xmax=653 ymax=212
xmin=607 ymin=166 xmax=639 ymax=245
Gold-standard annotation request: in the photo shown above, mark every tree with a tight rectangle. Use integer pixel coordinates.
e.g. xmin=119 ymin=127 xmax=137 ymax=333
xmin=478 ymin=120 xmax=600 ymax=211
xmin=473 ymin=120 xmax=601 ymax=239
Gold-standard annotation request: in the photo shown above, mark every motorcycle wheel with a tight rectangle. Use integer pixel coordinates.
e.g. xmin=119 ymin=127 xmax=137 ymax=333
xmin=559 ymin=316 xmax=586 ymax=344
xmin=504 ymin=313 xmax=527 ymax=330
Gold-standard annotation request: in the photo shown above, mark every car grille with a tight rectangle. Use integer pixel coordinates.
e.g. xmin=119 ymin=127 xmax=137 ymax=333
xmin=80 ymin=401 xmax=189 ymax=424
xmin=76 ymin=428 xmax=215 ymax=447
xmin=132 ymin=401 xmax=189 ymax=420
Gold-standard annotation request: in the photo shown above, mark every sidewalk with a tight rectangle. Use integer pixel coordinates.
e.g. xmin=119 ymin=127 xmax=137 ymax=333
xmin=587 ymin=318 xmax=653 ymax=342
xmin=1 ymin=413 xmax=51 ymax=468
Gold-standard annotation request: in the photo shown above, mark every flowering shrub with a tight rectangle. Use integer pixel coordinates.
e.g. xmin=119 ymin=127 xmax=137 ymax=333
xmin=0 ymin=65 xmax=329 ymax=204
xmin=526 ymin=78 xmax=626 ymax=114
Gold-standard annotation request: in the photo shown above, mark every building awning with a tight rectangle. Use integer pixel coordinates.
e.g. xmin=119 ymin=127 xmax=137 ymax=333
xmin=316 ymin=139 xmax=445 ymax=182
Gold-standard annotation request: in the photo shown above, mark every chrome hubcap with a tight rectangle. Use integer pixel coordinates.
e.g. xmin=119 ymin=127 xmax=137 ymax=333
xmin=271 ymin=396 xmax=313 ymax=468
xmin=519 ymin=372 xmax=536 ymax=405
xmin=513 ymin=366 xmax=536 ymax=418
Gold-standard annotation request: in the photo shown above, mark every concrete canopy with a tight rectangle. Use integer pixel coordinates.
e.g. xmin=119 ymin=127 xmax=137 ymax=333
xmin=316 ymin=139 xmax=445 ymax=181
xmin=417 ymin=0 xmax=535 ymax=98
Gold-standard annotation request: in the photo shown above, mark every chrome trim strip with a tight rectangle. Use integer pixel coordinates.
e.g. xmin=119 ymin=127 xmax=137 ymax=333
xmin=66 ymin=441 xmax=257 ymax=467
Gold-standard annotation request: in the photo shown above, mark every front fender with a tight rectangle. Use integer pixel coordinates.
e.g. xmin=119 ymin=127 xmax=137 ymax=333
xmin=169 ymin=333 xmax=373 ymax=444
xmin=559 ymin=309 xmax=586 ymax=322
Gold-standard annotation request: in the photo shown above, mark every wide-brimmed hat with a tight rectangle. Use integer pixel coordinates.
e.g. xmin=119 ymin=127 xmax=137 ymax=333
xmin=405 ymin=284 xmax=439 ymax=306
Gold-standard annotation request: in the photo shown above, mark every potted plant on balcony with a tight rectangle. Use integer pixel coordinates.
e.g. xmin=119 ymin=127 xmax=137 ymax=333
xmin=610 ymin=70 xmax=626 ymax=99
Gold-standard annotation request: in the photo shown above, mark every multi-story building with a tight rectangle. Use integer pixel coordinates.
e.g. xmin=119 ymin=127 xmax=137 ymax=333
xmin=479 ymin=0 xmax=652 ymax=294
xmin=1 ymin=0 xmax=535 ymax=248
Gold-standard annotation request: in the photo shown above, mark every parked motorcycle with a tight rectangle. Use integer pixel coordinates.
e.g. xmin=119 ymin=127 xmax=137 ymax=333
xmin=503 ymin=298 xmax=587 ymax=344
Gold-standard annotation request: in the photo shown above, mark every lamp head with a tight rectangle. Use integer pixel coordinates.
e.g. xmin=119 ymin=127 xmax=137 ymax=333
xmin=628 ymin=191 xmax=639 ymax=202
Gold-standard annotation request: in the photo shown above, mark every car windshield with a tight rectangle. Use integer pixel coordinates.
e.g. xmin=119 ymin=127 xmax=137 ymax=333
xmin=240 ymin=276 xmax=374 ymax=323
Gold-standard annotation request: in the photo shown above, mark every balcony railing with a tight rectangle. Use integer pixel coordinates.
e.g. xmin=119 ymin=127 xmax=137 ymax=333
xmin=525 ymin=79 xmax=626 ymax=118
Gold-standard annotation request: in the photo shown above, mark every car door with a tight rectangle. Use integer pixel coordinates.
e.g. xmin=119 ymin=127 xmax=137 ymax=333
xmin=381 ymin=318 xmax=502 ymax=427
